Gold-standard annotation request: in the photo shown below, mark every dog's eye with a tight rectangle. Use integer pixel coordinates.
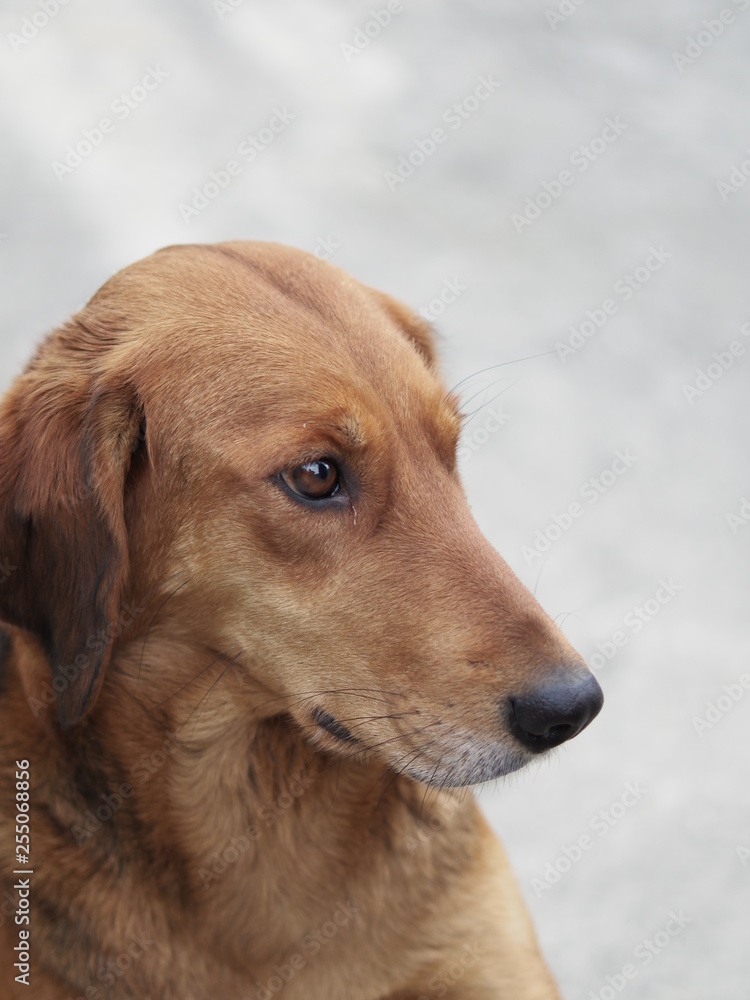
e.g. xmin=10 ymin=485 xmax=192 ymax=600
xmin=281 ymin=459 xmax=340 ymax=500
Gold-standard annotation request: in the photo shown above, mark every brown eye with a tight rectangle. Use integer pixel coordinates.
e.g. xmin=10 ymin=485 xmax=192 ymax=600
xmin=281 ymin=459 xmax=340 ymax=500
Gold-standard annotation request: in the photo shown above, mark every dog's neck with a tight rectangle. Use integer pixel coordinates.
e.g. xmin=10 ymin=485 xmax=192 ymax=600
xmin=6 ymin=633 xmax=470 ymax=996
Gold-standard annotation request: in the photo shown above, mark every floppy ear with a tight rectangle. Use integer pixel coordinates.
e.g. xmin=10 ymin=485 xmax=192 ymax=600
xmin=0 ymin=321 xmax=143 ymax=729
xmin=367 ymin=288 xmax=439 ymax=368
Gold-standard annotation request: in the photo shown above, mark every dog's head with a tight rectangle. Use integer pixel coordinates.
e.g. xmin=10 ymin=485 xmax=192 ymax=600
xmin=0 ymin=241 xmax=602 ymax=785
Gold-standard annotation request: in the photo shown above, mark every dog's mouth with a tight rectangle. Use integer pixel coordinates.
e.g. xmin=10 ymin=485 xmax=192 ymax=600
xmin=303 ymin=667 xmax=601 ymax=786
xmin=311 ymin=707 xmax=360 ymax=745
xmin=308 ymin=704 xmax=533 ymax=787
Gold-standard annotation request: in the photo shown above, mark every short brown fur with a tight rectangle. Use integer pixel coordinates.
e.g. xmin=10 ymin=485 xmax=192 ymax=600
xmin=0 ymin=242 xmax=593 ymax=998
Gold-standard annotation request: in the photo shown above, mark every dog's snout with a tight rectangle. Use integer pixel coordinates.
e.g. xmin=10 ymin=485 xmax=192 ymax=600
xmin=508 ymin=669 xmax=603 ymax=752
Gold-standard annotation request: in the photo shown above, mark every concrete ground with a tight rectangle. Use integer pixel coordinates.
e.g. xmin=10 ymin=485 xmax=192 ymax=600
xmin=1 ymin=1 xmax=748 ymax=996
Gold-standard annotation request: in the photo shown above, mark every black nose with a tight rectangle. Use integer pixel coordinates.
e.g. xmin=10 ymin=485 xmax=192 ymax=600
xmin=509 ymin=670 xmax=603 ymax=752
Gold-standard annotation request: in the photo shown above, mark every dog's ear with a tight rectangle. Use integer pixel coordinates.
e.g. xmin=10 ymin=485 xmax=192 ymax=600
xmin=368 ymin=288 xmax=438 ymax=368
xmin=0 ymin=320 xmax=143 ymax=729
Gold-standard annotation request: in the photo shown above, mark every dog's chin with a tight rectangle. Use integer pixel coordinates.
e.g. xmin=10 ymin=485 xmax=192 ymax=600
xmin=302 ymin=708 xmax=534 ymax=787
xmin=401 ymin=742 xmax=532 ymax=788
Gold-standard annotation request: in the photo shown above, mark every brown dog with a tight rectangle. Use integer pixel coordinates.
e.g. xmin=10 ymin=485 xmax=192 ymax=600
xmin=0 ymin=242 xmax=602 ymax=999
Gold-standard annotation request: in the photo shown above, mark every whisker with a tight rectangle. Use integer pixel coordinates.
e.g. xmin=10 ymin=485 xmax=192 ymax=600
xmin=294 ymin=709 xmax=420 ymax=731
xmin=320 ymin=759 xmax=343 ymax=822
xmin=136 ymin=578 xmax=189 ymax=692
xmin=435 ymin=770 xmax=452 ymax=808
xmin=458 ymin=380 xmax=516 ymax=429
xmin=456 ymin=375 xmax=512 ymax=412
xmin=445 ymin=349 xmax=557 ymax=401
xmin=249 ymin=686 xmax=404 ymax=718
xmin=357 ymin=719 xmax=446 ymax=758
xmin=460 ymin=384 xmax=516 ymax=427
xmin=554 ymin=610 xmax=582 ymax=629
xmin=369 ymin=746 xmax=428 ymax=818
xmin=181 ymin=650 xmax=245 ymax=735
xmin=419 ymin=756 xmax=445 ymax=822
xmin=150 ymin=649 xmax=230 ymax=712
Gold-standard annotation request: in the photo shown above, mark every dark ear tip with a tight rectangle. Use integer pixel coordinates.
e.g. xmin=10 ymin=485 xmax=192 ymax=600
xmin=53 ymin=651 xmax=111 ymax=731
xmin=56 ymin=696 xmax=91 ymax=731
xmin=56 ymin=706 xmax=82 ymax=732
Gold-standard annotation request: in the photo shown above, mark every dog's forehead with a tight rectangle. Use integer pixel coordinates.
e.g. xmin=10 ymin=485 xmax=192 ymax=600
xmin=121 ymin=242 xmax=457 ymax=444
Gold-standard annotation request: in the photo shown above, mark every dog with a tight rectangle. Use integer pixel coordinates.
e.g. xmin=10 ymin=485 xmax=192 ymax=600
xmin=0 ymin=241 xmax=602 ymax=999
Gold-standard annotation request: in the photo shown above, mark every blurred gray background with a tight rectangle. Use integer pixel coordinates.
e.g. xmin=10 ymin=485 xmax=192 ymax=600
xmin=1 ymin=1 xmax=748 ymax=997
